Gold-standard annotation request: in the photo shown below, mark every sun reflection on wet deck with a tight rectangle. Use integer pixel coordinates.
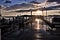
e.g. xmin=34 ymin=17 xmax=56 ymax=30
xmin=35 ymin=18 xmax=40 ymax=30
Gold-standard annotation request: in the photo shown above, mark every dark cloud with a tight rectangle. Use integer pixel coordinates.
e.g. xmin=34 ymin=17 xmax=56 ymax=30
xmin=30 ymin=1 xmax=41 ymax=4
xmin=5 ymin=0 xmax=11 ymax=3
xmin=47 ymin=0 xmax=60 ymax=3
xmin=43 ymin=5 xmax=60 ymax=10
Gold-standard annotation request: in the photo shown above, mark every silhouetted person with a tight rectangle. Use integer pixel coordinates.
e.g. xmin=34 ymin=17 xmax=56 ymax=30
xmin=1 ymin=18 xmax=5 ymax=25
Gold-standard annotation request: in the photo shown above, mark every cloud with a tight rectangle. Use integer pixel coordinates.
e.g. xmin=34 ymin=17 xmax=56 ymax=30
xmin=45 ymin=2 xmax=60 ymax=7
xmin=47 ymin=5 xmax=60 ymax=10
xmin=44 ymin=0 xmax=60 ymax=7
xmin=47 ymin=0 xmax=60 ymax=3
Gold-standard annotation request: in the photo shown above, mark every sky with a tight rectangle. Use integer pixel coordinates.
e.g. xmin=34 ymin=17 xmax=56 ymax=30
xmin=47 ymin=0 xmax=60 ymax=3
xmin=0 ymin=0 xmax=60 ymax=7
xmin=0 ymin=0 xmax=45 ymax=6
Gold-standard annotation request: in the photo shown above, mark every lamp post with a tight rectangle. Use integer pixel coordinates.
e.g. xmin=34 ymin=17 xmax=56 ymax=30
xmin=31 ymin=9 xmax=32 ymax=16
xmin=42 ymin=8 xmax=44 ymax=18
xmin=44 ymin=7 xmax=48 ymax=31
xmin=43 ymin=7 xmax=47 ymax=19
xmin=30 ymin=9 xmax=32 ymax=28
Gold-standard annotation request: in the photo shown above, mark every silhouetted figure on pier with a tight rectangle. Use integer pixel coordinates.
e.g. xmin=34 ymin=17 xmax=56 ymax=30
xmin=1 ymin=18 xmax=6 ymax=25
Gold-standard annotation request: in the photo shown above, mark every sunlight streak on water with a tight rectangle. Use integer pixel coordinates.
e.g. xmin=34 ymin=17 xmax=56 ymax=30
xmin=35 ymin=18 xmax=40 ymax=30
